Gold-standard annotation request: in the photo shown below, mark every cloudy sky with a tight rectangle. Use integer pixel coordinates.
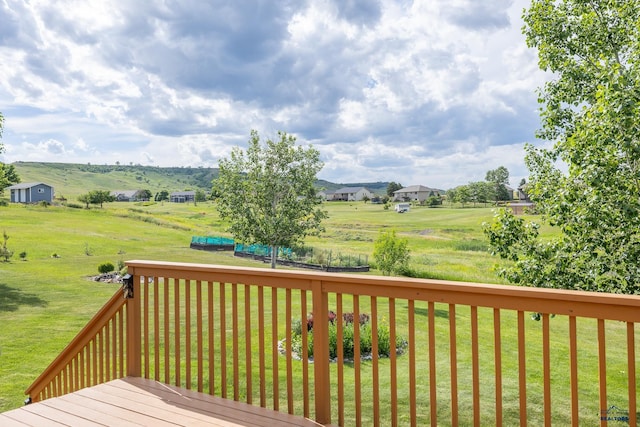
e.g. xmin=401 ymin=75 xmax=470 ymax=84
xmin=0 ymin=0 xmax=549 ymax=189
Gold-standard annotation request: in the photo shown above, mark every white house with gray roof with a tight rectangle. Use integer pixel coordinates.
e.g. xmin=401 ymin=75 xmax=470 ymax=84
xmin=111 ymin=190 xmax=148 ymax=202
xmin=393 ymin=185 xmax=441 ymax=202
xmin=7 ymin=182 xmax=54 ymax=203
xmin=332 ymin=186 xmax=374 ymax=201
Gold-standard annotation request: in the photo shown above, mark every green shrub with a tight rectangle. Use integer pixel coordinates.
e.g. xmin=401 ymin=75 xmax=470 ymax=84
xmin=98 ymin=262 xmax=115 ymax=274
xmin=290 ymin=313 xmax=407 ymax=360
xmin=0 ymin=230 xmax=13 ymax=262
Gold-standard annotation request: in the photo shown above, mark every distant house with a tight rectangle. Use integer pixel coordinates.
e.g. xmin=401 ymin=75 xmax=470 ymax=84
xmin=170 ymin=191 xmax=196 ymax=203
xmin=516 ymin=184 xmax=530 ymax=202
xmin=332 ymin=187 xmax=374 ymax=202
xmin=111 ymin=190 xmax=148 ymax=202
xmin=504 ymin=185 xmax=518 ymax=201
xmin=7 ymin=182 xmax=54 ymax=204
xmin=318 ymin=190 xmax=335 ymax=201
xmin=393 ymin=185 xmax=440 ymax=202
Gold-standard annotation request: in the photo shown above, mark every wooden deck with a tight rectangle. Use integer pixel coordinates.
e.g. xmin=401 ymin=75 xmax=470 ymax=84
xmin=0 ymin=377 xmax=325 ymax=426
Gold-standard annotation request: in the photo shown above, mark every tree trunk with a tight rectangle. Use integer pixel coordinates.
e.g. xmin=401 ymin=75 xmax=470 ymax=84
xmin=270 ymin=245 xmax=278 ymax=269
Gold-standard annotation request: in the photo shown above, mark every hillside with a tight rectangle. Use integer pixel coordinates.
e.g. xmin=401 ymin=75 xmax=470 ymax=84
xmin=314 ymin=179 xmax=390 ymax=194
xmin=8 ymin=162 xmax=392 ymax=199
xmin=10 ymin=162 xmax=218 ymax=200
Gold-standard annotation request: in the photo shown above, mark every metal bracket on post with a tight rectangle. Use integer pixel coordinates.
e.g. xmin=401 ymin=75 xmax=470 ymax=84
xmin=122 ymin=274 xmax=134 ymax=299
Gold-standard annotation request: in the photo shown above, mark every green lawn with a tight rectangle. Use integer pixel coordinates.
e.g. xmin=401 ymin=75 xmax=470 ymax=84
xmin=1 ymin=199 xmax=624 ymax=426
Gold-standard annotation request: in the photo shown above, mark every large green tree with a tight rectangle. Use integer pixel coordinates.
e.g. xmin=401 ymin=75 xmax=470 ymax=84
xmin=485 ymin=166 xmax=511 ymax=201
xmin=468 ymin=181 xmax=496 ymax=207
xmin=485 ymin=0 xmax=640 ymax=293
xmin=214 ymin=130 xmax=327 ymax=268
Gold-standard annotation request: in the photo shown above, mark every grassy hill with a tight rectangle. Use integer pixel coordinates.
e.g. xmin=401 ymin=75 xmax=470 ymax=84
xmin=9 ymin=162 xmax=218 ymax=200
xmin=9 ymin=162 xmax=393 ymax=199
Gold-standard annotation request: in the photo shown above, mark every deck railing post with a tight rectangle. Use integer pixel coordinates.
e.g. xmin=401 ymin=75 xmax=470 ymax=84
xmin=312 ymin=279 xmax=331 ymax=424
xmin=125 ymin=272 xmax=141 ymax=377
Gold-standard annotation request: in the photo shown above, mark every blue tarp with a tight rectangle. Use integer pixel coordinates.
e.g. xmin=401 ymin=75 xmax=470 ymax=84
xmin=191 ymin=236 xmax=235 ymax=246
xmin=234 ymin=243 xmax=292 ymax=258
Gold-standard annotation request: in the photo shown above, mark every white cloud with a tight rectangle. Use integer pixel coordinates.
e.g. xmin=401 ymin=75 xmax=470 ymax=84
xmin=0 ymin=0 xmax=547 ymax=188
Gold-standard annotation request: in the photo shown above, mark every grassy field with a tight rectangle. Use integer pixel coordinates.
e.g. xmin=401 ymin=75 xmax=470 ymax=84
xmin=1 ymin=198 xmax=622 ymax=425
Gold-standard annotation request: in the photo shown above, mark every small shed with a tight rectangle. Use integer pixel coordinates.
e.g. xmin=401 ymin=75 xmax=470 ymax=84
xmin=8 ymin=182 xmax=54 ymax=204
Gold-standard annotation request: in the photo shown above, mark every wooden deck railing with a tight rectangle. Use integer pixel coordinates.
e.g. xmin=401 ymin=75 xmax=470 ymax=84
xmin=26 ymin=260 xmax=640 ymax=426
xmin=25 ymin=290 xmax=128 ymax=402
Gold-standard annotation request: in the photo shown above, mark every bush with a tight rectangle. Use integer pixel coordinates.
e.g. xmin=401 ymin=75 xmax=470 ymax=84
xmin=373 ymin=229 xmax=410 ymax=275
xmin=290 ymin=312 xmax=407 ymax=360
xmin=0 ymin=230 xmax=13 ymax=262
xmin=98 ymin=262 xmax=115 ymax=274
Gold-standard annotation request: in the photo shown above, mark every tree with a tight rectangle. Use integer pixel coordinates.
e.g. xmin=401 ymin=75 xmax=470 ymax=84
xmin=468 ymin=181 xmax=495 ymax=207
xmin=426 ymin=195 xmax=441 ymax=207
xmin=485 ymin=0 xmax=640 ymax=294
xmin=195 ymin=189 xmax=207 ymax=203
xmin=215 ymin=130 xmax=327 ymax=268
xmin=0 ymin=164 xmax=20 ymax=185
xmin=386 ymin=182 xmax=403 ymax=198
xmin=139 ymin=189 xmax=153 ymax=201
xmin=78 ymin=193 xmax=91 ymax=209
xmin=485 ymin=166 xmax=510 ymax=201
xmin=485 ymin=166 xmax=509 ymax=186
xmin=373 ymin=229 xmax=410 ymax=276
xmin=89 ymin=190 xmax=115 ymax=208
xmin=0 ymin=230 xmax=13 ymax=262
xmin=78 ymin=190 xmax=115 ymax=208
xmin=449 ymin=184 xmax=471 ymax=207
xmin=444 ymin=187 xmax=456 ymax=206
xmin=156 ymin=190 xmax=169 ymax=202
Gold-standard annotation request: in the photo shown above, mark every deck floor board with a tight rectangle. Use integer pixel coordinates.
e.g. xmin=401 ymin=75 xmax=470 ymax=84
xmin=0 ymin=377 xmax=324 ymax=427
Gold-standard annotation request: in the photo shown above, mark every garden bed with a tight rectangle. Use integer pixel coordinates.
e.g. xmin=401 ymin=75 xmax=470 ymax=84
xmin=233 ymin=251 xmax=370 ymax=272
xmin=281 ymin=311 xmax=407 ymax=362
